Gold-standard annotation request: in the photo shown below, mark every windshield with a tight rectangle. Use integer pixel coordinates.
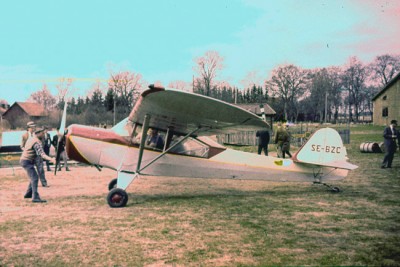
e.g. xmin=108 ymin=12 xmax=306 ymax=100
xmin=112 ymin=117 xmax=133 ymax=138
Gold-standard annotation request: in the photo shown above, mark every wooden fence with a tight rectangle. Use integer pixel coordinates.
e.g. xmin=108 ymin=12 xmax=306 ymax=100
xmin=216 ymin=129 xmax=350 ymax=147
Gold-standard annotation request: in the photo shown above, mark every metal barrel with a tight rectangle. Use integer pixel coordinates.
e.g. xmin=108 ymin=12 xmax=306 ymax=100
xmin=359 ymin=142 xmax=381 ymax=153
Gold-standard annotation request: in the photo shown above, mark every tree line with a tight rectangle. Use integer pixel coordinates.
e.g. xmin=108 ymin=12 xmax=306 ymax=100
xmin=9 ymin=53 xmax=400 ymax=129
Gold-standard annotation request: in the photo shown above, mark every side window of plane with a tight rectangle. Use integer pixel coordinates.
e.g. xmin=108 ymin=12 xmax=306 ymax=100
xmin=169 ymin=136 xmax=209 ymax=158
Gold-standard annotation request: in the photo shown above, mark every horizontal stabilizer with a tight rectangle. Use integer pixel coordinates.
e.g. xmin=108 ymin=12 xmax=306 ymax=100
xmin=315 ymin=160 xmax=358 ymax=170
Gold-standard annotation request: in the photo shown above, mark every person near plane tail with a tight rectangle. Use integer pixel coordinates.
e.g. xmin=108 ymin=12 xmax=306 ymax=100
xmin=282 ymin=123 xmax=293 ymax=158
xmin=20 ymin=127 xmax=56 ymax=203
xmin=274 ymin=122 xmax=290 ymax=158
xmin=381 ymin=120 xmax=400 ymax=169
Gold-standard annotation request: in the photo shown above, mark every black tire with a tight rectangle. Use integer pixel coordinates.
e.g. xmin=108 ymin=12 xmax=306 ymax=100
xmin=331 ymin=187 xmax=340 ymax=193
xmin=108 ymin=178 xmax=118 ymax=191
xmin=107 ymin=188 xmax=128 ymax=208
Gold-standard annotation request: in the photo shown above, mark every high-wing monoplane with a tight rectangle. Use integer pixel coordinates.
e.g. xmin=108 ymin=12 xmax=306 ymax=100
xmin=58 ymin=85 xmax=357 ymax=208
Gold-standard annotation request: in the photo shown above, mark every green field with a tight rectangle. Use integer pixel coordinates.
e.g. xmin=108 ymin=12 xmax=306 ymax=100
xmin=1 ymin=125 xmax=399 ymax=266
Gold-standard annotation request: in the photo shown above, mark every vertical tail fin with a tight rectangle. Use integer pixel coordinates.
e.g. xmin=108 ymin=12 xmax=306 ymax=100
xmin=293 ymin=128 xmax=357 ymax=170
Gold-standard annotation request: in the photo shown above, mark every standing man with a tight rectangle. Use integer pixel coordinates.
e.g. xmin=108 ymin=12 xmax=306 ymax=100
xmin=21 ymin=122 xmax=48 ymax=187
xmin=256 ymin=128 xmax=270 ymax=156
xmin=274 ymin=122 xmax=290 ymax=158
xmin=282 ymin=123 xmax=293 ymax=158
xmin=52 ymin=127 xmax=70 ymax=171
xmin=381 ymin=120 xmax=400 ymax=169
xmin=43 ymin=126 xmax=52 ymax=171
xmin=20 ymin=127 xmax=56 ymax=203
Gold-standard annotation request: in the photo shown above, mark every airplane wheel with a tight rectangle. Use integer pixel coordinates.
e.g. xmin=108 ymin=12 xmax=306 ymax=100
xmin=331 ymin=187 xmax=340 ymax=193
xmin=107 ymin=188 xmax=128 ymax=208
xmin=108 ymin=178 xmax=118 ymax=191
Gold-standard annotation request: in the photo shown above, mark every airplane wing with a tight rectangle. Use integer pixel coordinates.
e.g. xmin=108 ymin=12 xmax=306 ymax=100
xmin=128 ymin=86 xmax=269 ymax=136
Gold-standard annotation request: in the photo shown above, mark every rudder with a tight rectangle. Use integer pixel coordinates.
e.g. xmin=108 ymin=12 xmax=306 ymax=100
xmin=293 ymin=128 xmax=357 ymax=170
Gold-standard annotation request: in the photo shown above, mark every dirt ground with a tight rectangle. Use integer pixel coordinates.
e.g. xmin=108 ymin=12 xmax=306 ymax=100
xmin=0 ymin=165 xmax=278 ymax=266
xmin=0 ymin=165 xmax=114 ymax=216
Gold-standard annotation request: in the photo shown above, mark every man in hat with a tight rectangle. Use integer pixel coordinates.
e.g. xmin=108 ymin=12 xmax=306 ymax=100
xmin=21 ymin=122 xmax=49 ymax=186
xmin=20 ymin=127 xmax=56 ymax=203
xmin=381 ymin=120 xmax=400 ymax=169
xmin=21 ymin=121 xmax=36 ymax=150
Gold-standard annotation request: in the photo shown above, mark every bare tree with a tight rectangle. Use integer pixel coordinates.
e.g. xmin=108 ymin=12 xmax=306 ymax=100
xmin=369 ymin=54 xmax=400 ymax=87
xmin=266 ymin=64 xmax=308 ymax=121
xmin=86 ymin=80 xmax=108 ymax=98
xmin=193 ymin=50 xmax=224 ymax=96
xmin=326 ymin=67 xmax=344 ymax=123
xmin=108 ymin=70 xmax=144 ymax=123
xmin=28 ymin=83 xmax=57 ymax=111
xmin=55 ymin=77 xmax=76 ymax=109
xmin=168 ymin=80 xmax=190 ymax=91
xmin=341 ymin=57 xmax=368 ymax=122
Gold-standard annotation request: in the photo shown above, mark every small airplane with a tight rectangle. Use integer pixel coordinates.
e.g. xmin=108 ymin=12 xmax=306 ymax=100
xmin=54 ymin=84 xmax=357 ymax=208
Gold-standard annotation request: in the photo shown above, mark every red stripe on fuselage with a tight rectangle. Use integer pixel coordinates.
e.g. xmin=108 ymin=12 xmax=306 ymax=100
xmin=65 ymin=124 xmax=130 ymax=164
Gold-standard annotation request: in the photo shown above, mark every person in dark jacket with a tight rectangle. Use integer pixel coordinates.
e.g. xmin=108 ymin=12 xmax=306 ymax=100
xmin=256 ymin=129 xmax=270 ymax=156
xmin=381 ymin=120 xmax=400 ymax=169
xmin=146 ymin=129 xmax=164 ymax=150
xmin=42 ymin=126 xmax=52 ymax=171
xmin=52 ymin=127 xmax=70 ymax=171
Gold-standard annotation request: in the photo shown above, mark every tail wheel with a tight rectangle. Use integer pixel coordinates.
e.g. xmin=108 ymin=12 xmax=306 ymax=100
xmin=331 ymin=187 xmax=340 ymax=193
xmin=108 ymin=178 xmax=118 ymax=191
xmin=107 ymin=188 xmax=128 ymax=208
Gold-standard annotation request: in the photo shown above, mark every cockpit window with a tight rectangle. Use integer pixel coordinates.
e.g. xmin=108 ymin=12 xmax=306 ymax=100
xmin=112 ymin=119 xmax=211 ymax=158
xmin=169 ymin=136 xmax=209 ymax=158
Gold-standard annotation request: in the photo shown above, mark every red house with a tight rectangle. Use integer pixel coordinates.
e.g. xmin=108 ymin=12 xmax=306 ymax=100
xmin=2 ymin=102 xmax=47 ymax=129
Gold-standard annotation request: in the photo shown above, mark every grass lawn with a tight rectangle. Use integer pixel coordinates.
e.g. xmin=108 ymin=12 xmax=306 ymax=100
xmin=0 ymin=125 xmax=399 ymax=266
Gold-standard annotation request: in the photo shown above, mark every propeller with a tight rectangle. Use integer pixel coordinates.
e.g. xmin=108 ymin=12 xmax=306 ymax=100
xmin=54 ymin=102 xmax=68 ymax=175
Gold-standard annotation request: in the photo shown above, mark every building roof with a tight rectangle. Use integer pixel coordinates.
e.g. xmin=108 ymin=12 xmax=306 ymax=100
xmin=372 ymin=71 xmax=400 ymax=101
xmin=0 ymin=107 xmax=7 ymax=116
xmin=3 ymin=102 xmax=47 ymax=117
xmin=234 ymin=103 xmax=276 ymax=115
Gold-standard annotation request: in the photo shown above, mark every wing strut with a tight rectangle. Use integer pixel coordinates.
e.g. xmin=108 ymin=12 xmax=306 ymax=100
xmin=116 ymin=121 xmax=201 ymax=192
xmin=136 ymin=114 xmax=151 ymax=173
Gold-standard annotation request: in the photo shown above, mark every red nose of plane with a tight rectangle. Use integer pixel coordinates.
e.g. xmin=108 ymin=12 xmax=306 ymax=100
xmin=65 ymin=125 xmax=91 ymax=165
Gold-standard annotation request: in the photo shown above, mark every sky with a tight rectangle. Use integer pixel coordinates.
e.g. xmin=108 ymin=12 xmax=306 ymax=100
xmin=1 ymin=0 xmax=399 ymax=104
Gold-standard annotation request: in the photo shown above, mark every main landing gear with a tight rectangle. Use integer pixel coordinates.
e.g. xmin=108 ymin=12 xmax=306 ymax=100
xmin=107 ymin=188 xmax=128 ymax=208
xmin=107 ymin=178 xmax=128 ymax=208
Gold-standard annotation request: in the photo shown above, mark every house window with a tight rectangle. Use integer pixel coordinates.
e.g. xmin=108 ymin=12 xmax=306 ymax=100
xmin=382 ymin=95 xmax=387 ymax=100
xmin=382 ymin=107 xmax=389 ymax=117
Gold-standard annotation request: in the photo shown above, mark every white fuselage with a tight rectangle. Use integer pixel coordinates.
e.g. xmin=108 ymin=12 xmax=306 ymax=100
xmin=69 ymin=135 xmax=348 ymax=183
